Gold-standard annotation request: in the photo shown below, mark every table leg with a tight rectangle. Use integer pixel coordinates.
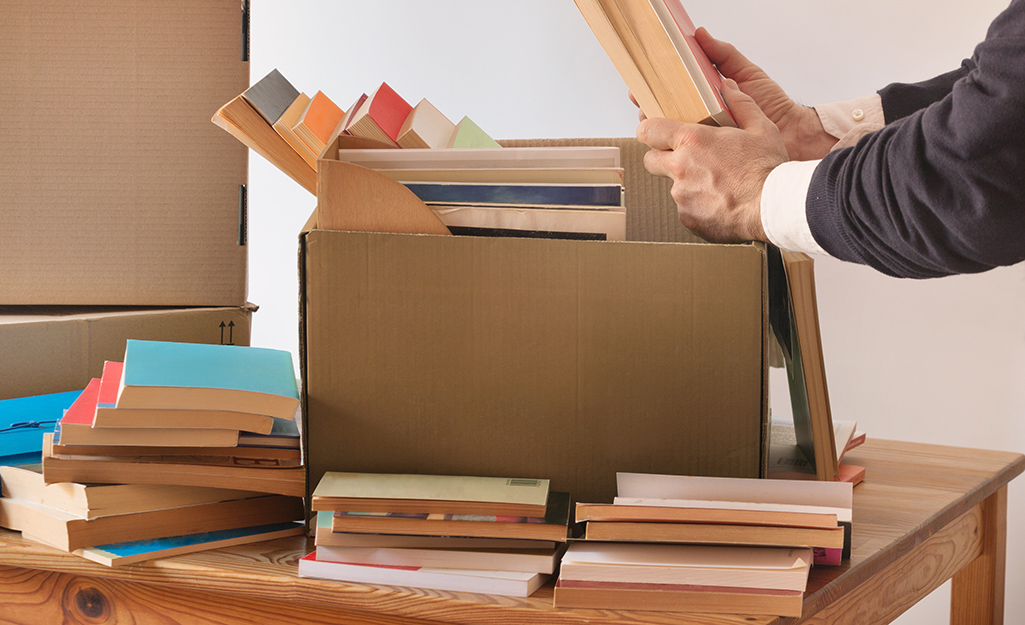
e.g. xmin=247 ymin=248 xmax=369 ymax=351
xmin=950 ymin=486 xmax=1007 ymax=625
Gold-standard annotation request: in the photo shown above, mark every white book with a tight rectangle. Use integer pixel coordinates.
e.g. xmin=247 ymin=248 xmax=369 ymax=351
xmin=616 ymin=472 xmax=853 ymax=511
xmin=298 ymin=551 xmax=548 ymax=597
xmin=559 ymin=543 xmax=812 ymax=592
xmin=431 ymin=205 xmax=626 ymax=242
xmin=316 ymin=544 xmax=562 ymax=574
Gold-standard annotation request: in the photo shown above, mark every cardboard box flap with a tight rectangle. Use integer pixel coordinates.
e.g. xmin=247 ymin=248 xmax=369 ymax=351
xmin=0 ymin=1 xmax=249 ymax=305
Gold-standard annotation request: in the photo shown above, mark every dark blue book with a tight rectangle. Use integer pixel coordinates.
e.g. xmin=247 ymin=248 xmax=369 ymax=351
xmin=0 ymin=390 xmax=82 ymax=466
xmin=403 ymin=182 xmax=623 ymax=208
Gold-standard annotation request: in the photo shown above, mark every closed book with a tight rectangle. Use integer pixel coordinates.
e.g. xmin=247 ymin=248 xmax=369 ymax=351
xmin=343 ymin=82 xmax=412 ymax=147
xmin=447 ymin=116 xmax=501 ymax=149
xmin=331 ymin=491 xmax=571 ymax=542
xmin=0 ymin=464 xmax=260 ymax=520
xmin=402 ymin=182 xmax=623 ymax=208
xmin=316 ymin=544 xmax=561 ymax=574
xmin=272 ymin=92 xmax=319 ymax=167
xmin=312 ymin=472 xmax=549 ymax=517
xmin=379 ymin=167 xmax=625 ymax=186
xmin=0 ymin=390 xmax=81 ymax=466
xmin=432 ymin=204 xmax=626 ymax=242
xmin=117 ymin=340 xmax=300 ymax=421
xmin=553 ymin=579 xmax=803 ymax=617
xmin=331 ymin=146 xmax=620 ymax=170
xmin=292 ymin=90 xmax=345 ymax=155
xmin=315 ymin=513 xmax=557 ymax=551
xmin=583 ymin=520 xmax=845 ymax=549
xmin=240 ymin=68 xmax=300 ymax=125
xmin=575 ymin=501 xmax=839 ymax=529
xmin=396 ymin=99 xmax=455 ymax=149
xmin=0 ymin=494 xmax=303 ymax=552
xmin=298 ymin=551 xmax=548 ymax=597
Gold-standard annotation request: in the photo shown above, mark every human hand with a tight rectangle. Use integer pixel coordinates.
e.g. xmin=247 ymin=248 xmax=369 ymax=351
xmin=636 ymin=79 xmax=788 ymax=243
xmin=696 ymin=28 xmax=836 ymax=161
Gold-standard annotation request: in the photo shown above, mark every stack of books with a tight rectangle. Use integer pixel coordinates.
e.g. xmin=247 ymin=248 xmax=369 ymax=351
xmin=300 ymin=472 xmax=572 ymax=597
xmin=555 ymin=472 xmax=854 ymax=616
xmin=0 ymin=339 xmax=306 ymax=566
xmin=213 ymin=70 xmax=627 ymax=241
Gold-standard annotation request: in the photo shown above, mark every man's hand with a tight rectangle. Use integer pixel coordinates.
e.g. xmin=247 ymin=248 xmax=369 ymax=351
xmin=696 ymin=28 xmax=836 ymax=161
xmin=637 ymin=79 xmax=788 ymax=243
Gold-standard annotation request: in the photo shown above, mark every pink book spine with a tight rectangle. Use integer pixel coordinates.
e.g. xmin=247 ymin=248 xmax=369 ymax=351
xmin=660 ymin=0 xmax=732 ymax=117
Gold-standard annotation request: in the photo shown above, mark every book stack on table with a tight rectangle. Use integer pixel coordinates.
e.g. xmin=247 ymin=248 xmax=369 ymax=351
xmin=301 ymin=472 xmax=572 ymax=597
xmin=0 ymin=339 xmax=306 ymax=566
xmin=555 ymin=473 xmax=854 ymax=617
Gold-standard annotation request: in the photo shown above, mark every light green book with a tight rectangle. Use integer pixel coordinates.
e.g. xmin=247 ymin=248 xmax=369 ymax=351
xmin=447 ymin=116 xmax=501 ymax=149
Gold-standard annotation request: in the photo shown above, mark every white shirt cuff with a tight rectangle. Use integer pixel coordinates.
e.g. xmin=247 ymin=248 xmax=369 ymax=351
xmin=760 ymin=160 xmax=828 ymax=255
xmin=814 ymin=94 xmax=885 ymax=151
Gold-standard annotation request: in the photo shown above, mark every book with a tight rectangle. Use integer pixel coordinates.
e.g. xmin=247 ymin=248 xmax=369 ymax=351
xmin=94 ymin=361 xmax=276 ymax=435
xmin=273 ymin=92 xmax=320 ymax=167
xmin=48 ymin=441 xmax=300 ymax=462
xmin=768 ymin=247 xmax=838 ymax=481
xmin=553 ymin=579 xmax=803 ymax=617
xmin=212 ymin=69 xmax=317 ymax=194
xmin=59 ymin=379 xmax=241 ymax=448
xmin=343 ymin=82 xmax=413 ymax=147
xmin=572 ymin=0 xmax=734 ymax=126
xmin=329 ymin=146 xmax=621 ymax=170
xmin=298 ymin=551 xmax=548 ymax=597
xmin=379 ymin=167 xmax=625 ymax=186
xmin=0 ymin=464 xmax=260 ymax=520
xmin=559 ymin=542 xmax=812 ymax=592
xmin=0 ymin=494 xmax=303 ymax=552
xmin=574 ymin=501 xmax=839 ymax=529
xmin=397 ymin=98 xmax=456 ymax=149
xmin=431 ymin=204 xmax=626 ymax=241
xmin=315 ymin=512 xmax=558 ymax=550
xmin=447 ymin=116 xmax=501 ymax=149
xmin=582 ymin=520 xmax=845 ymax=549
xmin=42 ymin=434 xmax=305 ymax=497
xmin=311 ymin=472 xmax=550 ymax=517
xmin=117 ymin=340 xmax=300 ymax=421
xmin=768 ymin=418 xmax=865 ymax=480
xmin=71 ymin=521 xmax=305 ymax=567
xmin=0 ymin=390 xmax=81 ymax=466
xmin=240 ymin=68 xmax=300 ymax=126
xmin=316 ymin=544 xmax=562 ymax=575
xmin=330 ymin=491 xmax=571 ymax=542
xmin=402 ymin=182 xmax=624 ymax=209
xmin=292 ymin=90 xmax=346 ymax=156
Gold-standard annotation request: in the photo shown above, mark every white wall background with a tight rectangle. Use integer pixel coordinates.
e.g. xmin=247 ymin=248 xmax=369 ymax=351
xmin=248 ymin=2 xmax=1024 ymax=622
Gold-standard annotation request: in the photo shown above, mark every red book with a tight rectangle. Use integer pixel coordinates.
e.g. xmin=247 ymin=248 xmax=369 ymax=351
xmin=60 ymin=378 xmax=102 ymax=429
xmin=96 ymin=361 xmax=123 ymax=409
xmin=343 ymin=82 xmax=413 ymax=147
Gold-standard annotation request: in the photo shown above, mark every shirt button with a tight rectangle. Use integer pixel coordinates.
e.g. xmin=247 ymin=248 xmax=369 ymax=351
xmin=852 ymin=108 xmax=865 ymax=121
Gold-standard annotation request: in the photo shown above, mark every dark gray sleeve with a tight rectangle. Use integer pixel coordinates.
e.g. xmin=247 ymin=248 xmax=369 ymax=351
xmin=805 ymin=0 xmax=1025 ymax=278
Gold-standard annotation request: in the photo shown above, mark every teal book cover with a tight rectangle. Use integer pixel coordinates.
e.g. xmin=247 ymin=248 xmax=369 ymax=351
xmin=0 ymin=390 xmax=82 ymax=465
xmin=122 ymin=340 xmax=299 ymax=399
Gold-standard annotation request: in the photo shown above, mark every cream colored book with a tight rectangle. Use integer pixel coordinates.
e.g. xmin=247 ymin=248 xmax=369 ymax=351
xmin=272 ymin=92 xmax=319 ymax=168
xmin=396 ymin=98 xmax=456 ymax=149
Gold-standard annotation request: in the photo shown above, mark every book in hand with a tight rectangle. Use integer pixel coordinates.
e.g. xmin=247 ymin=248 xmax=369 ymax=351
xmin=298 ymin=551 xmax=548 ymax=598
xmin=311 ymin=472 xmax=550 ymax=517
xmin=58 ymin=378 xmax=240 ymax=448
xmin=572 ymin=0 xmax=734 ymax=126
xmin=73 ymin=521 xmax=305 ymax=567
xmin=212 ymin=68 xmax=317 ymax=194
xmin=0 ymin=390 xmax=81 ymax=466
xmin=331 ymin=491 xmax=572 ymax=542
xmin=0 ymin=493 xmax=303 ymax=552
xmin=117 ymin=340 xmax=300 ymax=421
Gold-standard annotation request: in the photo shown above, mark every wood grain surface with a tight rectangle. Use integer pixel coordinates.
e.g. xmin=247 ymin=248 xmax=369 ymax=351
xmin=0 ymin=439 xmax=1020 ymax=625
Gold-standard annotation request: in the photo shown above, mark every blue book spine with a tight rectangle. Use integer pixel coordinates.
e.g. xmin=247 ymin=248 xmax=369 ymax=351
xmin=402 ymin=183 xmax=623 ymax=208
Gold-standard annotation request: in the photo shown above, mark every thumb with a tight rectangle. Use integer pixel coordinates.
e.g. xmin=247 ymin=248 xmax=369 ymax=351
xmin=721 ymin=79 xmax=771 ymax=132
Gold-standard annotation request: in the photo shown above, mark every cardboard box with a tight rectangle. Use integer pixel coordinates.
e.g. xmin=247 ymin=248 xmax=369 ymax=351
xmin=0 ymin=1 xmax=249 ymax=306
xmin=301 ymin=138 xmax=769 ymax=506
xmin=0 ymin=305 xmax=255 ymax=401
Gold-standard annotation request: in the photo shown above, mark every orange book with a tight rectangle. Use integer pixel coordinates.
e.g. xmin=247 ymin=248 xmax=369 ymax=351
xmin=293 ymin=91 xmax=346 ymax=155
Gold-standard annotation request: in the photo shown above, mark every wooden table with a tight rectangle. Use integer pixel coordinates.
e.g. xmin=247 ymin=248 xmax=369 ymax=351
xmin=0 ymin=439 xmax=1021 ymax=625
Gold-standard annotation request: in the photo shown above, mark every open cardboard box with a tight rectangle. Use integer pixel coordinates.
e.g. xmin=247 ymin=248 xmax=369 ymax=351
xmin=300 ymin=137 xmax=769 ymax=508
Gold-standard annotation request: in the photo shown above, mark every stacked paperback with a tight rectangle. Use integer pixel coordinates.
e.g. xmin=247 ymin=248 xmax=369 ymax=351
xmin=0 ymin=339 xmax=305 ymax=566
xmin=213 ymin=70 xmax=626 ymax=242
xmin=301 ymin=472 xmax=572 ymax=597
xmin=556 ymin=473 xmax=854 ymax=616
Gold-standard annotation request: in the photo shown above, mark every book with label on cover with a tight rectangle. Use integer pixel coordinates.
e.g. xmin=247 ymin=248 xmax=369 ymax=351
xmin=331 ymin=491 xmax=571 ymax=542
xmin=298 ymin=551 xmax=548 ymax=598
xmin=117 ymin=340 xmax=300 ymax=421
xmin=312 ymin=472 xmax=550 ymax=517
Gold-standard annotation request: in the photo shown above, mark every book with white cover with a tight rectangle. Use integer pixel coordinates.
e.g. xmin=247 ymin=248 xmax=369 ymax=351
xmin=616 ymin=472 xmax=853 ymax=512
xmin=298 ymin=551 xmax=548 ymax=597
xmin=331 ymin=146 xmax=621 ymax=170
